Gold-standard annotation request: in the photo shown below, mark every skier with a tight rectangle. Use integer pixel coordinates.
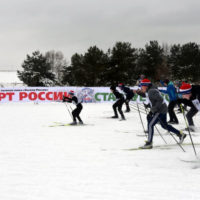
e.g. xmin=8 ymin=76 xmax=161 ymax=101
xmin=135 ymin=79 xmax=186 ymax=149
xmin=63 ymin=90 xmax=83 ymax=125
xmin=110 ymin=85 xmax=125 ymax=120
xmin=118 ymin=83 xmax=135 ymax=112
xmin=174 ymin=81 xmax=188 ymax=113
xmin=159 ymin=79 xmax=179 ymax=124
xmin=177 ymin=83 xmax=200 ymax=132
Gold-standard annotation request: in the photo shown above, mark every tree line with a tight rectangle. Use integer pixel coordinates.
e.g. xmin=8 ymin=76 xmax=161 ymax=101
xmin=17 ymin=41 xmax=200 ymax=86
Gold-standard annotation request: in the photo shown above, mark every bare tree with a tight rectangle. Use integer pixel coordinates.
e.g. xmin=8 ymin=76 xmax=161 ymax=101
xmin=45 ymin=50 xmax=68 ymax=85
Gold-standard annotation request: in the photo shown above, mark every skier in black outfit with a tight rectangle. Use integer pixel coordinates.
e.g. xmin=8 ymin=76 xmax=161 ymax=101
xmin=118 ymin=83 xmax=134 ymax=112
xmin=177 ymin=83 xmax=200 ymax=132
xmin=110 ymin=86 xmax=125 ymax=120
xmin=63 ymin=90 xmax=83 ymax=125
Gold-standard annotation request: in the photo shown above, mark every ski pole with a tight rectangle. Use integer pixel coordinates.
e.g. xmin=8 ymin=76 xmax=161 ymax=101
xmin=68 ymin=103 xmax=73 ymax=111
xmin=136 ymin=102 xmax=147 ymax=138
xmin=180 ymin=104 xmax=197 ymax=156
xmin=64 ymin=103 xmax=73 ymax=120
xmin=129 ymin=104 xmax=146 ymax=114
xmin=130 ymin=102 xmax=146 ymax=113
xmin=129 ymin=103 xmax=148 ymax=137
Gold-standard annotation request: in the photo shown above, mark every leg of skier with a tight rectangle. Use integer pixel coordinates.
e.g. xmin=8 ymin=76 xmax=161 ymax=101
xmin=159 ymin=113 xmax=186 ymax=143
xmin=168 ymin=100 xmax=179 ymax=124
xmin=118 ymin=100 xmax=125 ymax=120
xmin=125 ymin=99 xmax=131 ymax=112
xmin=186 ymin=107 xmax=198 ymax=132
xmin=71 ymin=109 xmax=77 ymax=125
xmin=76 ymin=104 xmax=83 ymax=124
xmin=112 ymin=101 xmax=119 ymax=118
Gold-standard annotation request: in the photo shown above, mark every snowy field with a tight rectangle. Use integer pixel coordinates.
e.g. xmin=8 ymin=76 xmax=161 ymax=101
xmin=1 ymin=102 xmax=200 ymax=200
xmin=0 ymin=71 xmax=22 ymax=83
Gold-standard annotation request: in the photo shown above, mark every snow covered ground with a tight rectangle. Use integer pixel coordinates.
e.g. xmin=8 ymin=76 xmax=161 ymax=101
xmin=0 ymin=102 xmax=200 ymax=200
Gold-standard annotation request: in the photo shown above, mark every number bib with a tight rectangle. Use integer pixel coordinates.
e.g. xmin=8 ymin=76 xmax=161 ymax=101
xmin=192 ymin=99 xmax=200 ymax=111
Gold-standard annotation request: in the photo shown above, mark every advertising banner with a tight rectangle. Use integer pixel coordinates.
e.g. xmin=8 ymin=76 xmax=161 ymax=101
xmin=0 ymin=87 xmax=169 ymax=103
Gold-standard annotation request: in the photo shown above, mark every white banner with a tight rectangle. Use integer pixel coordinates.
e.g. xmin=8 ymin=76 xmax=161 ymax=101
xmin=0 ymin=87 xmax=169 ymax=103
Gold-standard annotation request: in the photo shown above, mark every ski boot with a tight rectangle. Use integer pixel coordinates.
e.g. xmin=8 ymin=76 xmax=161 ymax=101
xmin=140 ymin=141 xmax=153 ymax=149
xmin=79 ymin=121 xmax=84 ymax=125
xmin=70 ymin=121 xmax=77 ymax=125
xmin=179 ymin=131 xmax=187 ymax=144
xmin=111 ymin=115 xmax=118 ymax=118
xmin=185 ymin=126 xmax=195 ymax=132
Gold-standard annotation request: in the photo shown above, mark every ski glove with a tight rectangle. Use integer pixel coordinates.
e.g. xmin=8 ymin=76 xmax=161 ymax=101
xmin=63 ymin=96 xmax=70 ymax=102
xmin=147 ymin=111 xmax=153 ymax=120
xmin=144 ymin=103 xmax=151 ymax=109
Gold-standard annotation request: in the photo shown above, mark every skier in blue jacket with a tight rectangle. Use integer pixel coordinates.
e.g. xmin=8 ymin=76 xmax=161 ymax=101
xmin=159 ymin=79 xmax=179 ymax=124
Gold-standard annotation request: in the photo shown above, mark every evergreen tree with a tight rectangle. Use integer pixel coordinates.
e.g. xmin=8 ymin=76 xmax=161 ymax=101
xmin=168 ymin=44 xmax=182 ymax=80
xmin=62 ymin=46 xmax=109 ymax=86
xmin=169 ymin=42 xmax=200 ymax=82
xmin=62 ymin=53 xmax=84 ymax=86
xmin=106 ymin=42 xmax=138 ymax=85
xmin=83 ymin=46 xmax=109 ymax=86
xmin=17 ymin=51 xmax=55 ymax=86
xmin=137 ymin=41 xmax=164 ymax=81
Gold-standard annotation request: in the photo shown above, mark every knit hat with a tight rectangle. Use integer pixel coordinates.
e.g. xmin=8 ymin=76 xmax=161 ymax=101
xmin=140 ymin=79 xmax=151 ymax=86
xmin=69 ymin=90 xmax=75 ymax=96
xmin=118 ymin=83 xmax=124 ymax=88
xmin=179 ymin=83 xmax=192 ymax=95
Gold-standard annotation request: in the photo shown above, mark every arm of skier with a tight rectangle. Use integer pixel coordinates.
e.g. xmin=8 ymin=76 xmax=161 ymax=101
xmin=134 ymin=89 xmax=146 ymax=98
xmin=177 ymin=98 xmax=194 ymax=107
xmin=63 ymin=96 xmax=72 ymax=103
xmin=158 ymin=87 xmax=168 ymax=94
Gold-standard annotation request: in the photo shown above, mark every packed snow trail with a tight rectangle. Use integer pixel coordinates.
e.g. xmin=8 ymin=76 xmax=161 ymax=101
xmin=0 ymin=102 xmax=200 ymax=200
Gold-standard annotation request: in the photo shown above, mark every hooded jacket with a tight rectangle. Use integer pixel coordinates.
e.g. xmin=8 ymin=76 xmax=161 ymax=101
xmin=147 ymin=84 xmax=168 ymax=114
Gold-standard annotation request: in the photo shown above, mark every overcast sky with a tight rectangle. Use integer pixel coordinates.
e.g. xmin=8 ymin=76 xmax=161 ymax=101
xmin=0 ymin=0 xmax=200 ymax=70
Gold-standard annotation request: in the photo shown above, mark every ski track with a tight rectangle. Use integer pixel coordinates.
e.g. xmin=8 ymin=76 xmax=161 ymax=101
xmin=0 ymin=102 xmax=200 ymax=200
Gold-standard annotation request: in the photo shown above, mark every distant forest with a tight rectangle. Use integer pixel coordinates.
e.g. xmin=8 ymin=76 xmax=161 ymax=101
xmin=17 ymin=41 xmax=200 ymax=86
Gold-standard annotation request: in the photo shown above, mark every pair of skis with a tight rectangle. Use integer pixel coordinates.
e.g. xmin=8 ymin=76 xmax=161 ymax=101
xmin=123 ymin=142 xmax=200 ymax=151
xmin=49 ymin=122 xmax=92 ymax=127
